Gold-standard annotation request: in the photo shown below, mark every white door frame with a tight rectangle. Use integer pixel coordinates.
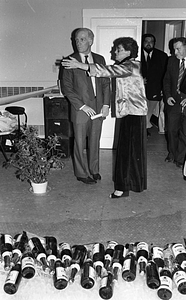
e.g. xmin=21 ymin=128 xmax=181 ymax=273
xmin=83 ymin=8 xmax=186 ymax=23
xmin=83 ymin=8 xmax=186 ymax=52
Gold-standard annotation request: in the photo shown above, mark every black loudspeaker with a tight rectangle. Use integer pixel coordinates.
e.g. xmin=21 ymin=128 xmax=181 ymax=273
xmin=43 ymin=97 xmax=73 ymax=158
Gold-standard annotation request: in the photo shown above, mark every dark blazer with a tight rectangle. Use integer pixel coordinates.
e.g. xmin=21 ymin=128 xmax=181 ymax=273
xmin=141 ymin=48 xmax=168 ymax=101
xmin=60 ymin=52 xmax=110 ymax=124
xmin=163 ymin=55 xmax=186 ymax=106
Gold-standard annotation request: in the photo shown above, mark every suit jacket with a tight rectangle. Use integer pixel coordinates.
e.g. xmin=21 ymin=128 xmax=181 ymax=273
xmin=141 ymin=48 xmax=168 ymax=101
xmin=163 ymin=55 xmax=186 ymax=106
xmin=60 ymin=52 xmax=110 ymax=124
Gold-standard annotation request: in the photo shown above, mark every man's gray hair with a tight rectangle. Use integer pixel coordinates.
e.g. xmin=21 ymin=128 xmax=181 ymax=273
xmin=75 ymin=28 xmax=94 ymax=41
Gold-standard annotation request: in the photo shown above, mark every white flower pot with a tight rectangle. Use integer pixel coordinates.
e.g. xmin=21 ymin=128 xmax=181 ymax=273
xmin=31 ymin=181 xmax=48 ymax=194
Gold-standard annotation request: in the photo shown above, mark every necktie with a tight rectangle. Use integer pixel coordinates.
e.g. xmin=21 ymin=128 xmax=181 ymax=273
xmin=84 ymin=55 xmax=94 ymax=96
xmin=146 ymin=53 xmax=151 ymax=71
xmin=84 ymin=55 xmax=89 ymax=74
xmin=177 ymin=58 xmax=185 ymax=93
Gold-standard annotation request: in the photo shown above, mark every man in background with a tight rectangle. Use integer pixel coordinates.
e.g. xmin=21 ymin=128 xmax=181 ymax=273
xmin=141 ymin=33 xmax=168 ymax=136
xmin=60 ymin=28 xmax=110 ymax=184
xmin=163 ymin=37 xmax=186 ymax=168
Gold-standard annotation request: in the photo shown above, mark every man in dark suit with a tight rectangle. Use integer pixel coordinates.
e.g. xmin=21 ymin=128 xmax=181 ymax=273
xmin=60 ymin=28 xmax=110 ymax=184
xmin=141 ymin=33 xmax=168 ymax=136
xmin=163 ymin=37 xmax=186 ymax=168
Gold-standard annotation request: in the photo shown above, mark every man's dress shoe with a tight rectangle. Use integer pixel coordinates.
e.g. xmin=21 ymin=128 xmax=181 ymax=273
xmin=165 ymin=155 xmax=174 ymax=163
xmin=176 ymin=162 xmax=183 ymax=168
xmin=77 ymin=176 xmax=96 ymax=184
xmin=92 ymin=173 xmax=101 ymax=180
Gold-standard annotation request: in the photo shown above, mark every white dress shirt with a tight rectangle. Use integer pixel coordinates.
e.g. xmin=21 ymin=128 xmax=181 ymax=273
xmin=79 ymin=52 xmax=96 ymax=95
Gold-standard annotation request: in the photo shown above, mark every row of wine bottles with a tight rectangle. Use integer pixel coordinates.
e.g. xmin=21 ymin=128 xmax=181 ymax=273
xmin=1 ymin=232 xmax=186 ymax=300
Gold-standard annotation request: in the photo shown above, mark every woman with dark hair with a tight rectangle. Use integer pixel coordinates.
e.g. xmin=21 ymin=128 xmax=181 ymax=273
xmin=62 ymin=36 xmax=147 ymax=198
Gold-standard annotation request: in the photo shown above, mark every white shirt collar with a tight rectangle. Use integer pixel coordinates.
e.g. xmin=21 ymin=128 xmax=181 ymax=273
xmin=180 ymin=57 xmax=186 ymax=68
xmin=144 ymin=50 xmax=153 ymax=59
xmin=79 ymin=52 xmax=93 ymax=63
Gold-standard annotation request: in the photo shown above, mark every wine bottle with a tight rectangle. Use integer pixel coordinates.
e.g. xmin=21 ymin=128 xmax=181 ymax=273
xmin=122 ymin=243 xmax=137 ymax=282
xmin=81 ymin=250 xmax=96 ymax=289
xmin=53 ymin=258 xmax=68 ymax=290
xmin=172 ymin=261 xmax=186 ymax=294
xmin=59 ymin=242 xmax=72 ymax=269
xmin=104 ymin=241 xmax=118 ymax=270
xmin=136 ymin=241 xmax=149 ymax=275
xmin=44 ymin=236 xmax=58 ymax=274
xmin=69 ymin=244 xmax=87 ymax=283
xmin=157 ymin=246 xmax=173 ymax=300
xmin=4 ymin=262 xmax=22 ymax=294
xmin=0 ymin=233 xmax=13 ymax=271
xmin=12 ymin=231 xmax=28 ymax=265
xmin=171 ymin=243 xmax=186 ymax=270
xmin=151 ymin=245 xmax=164 ymax=271
xmin=146 ymin=253 xmax=161 ymax=289
xmin=111 ymin=244 xmax=125 ymax=281
xmin=28 ymin=237 xmax=49 ymax=272
xmin=99 ymin=267 xmax=113 ymax=300
xmin=21 ymin=250 xmax=36 ymax=279
xmin=92 ymin=242 xmax=105 ymax=277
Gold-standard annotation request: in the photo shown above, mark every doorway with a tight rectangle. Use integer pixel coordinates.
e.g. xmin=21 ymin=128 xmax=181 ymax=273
xmin=143 ymin=20 xmax=186 ymax=55
xmin=83 ymin=9 xmax=186 ymax=148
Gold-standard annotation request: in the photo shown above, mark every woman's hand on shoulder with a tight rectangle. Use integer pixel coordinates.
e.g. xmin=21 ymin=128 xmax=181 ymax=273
xmin=62 ymin=56 xmax=87 ymax=70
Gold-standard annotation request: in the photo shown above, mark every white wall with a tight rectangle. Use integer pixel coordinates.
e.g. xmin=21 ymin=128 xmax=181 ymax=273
xmin=1 ymin=0 xmax=186 ymax=127
xmin=1 ymin=0 xmax=186 ymax=86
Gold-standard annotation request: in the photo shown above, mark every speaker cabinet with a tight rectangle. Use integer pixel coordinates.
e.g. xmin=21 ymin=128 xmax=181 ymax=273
xmin=43 ymin=96 xmax=73 ymax=158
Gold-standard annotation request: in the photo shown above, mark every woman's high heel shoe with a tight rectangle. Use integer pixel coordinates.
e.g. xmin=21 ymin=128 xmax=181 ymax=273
xmin=109 ymin=191 xmax=129 ymax=198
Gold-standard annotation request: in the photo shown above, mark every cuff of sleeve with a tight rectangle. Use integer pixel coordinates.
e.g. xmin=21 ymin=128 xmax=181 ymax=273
xmin=79 ymin=105 xmax=85 ymax=110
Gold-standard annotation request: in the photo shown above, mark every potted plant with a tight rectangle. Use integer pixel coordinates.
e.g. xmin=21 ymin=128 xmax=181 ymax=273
xmin=3 ymin=126 xmax=65 ymax=194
